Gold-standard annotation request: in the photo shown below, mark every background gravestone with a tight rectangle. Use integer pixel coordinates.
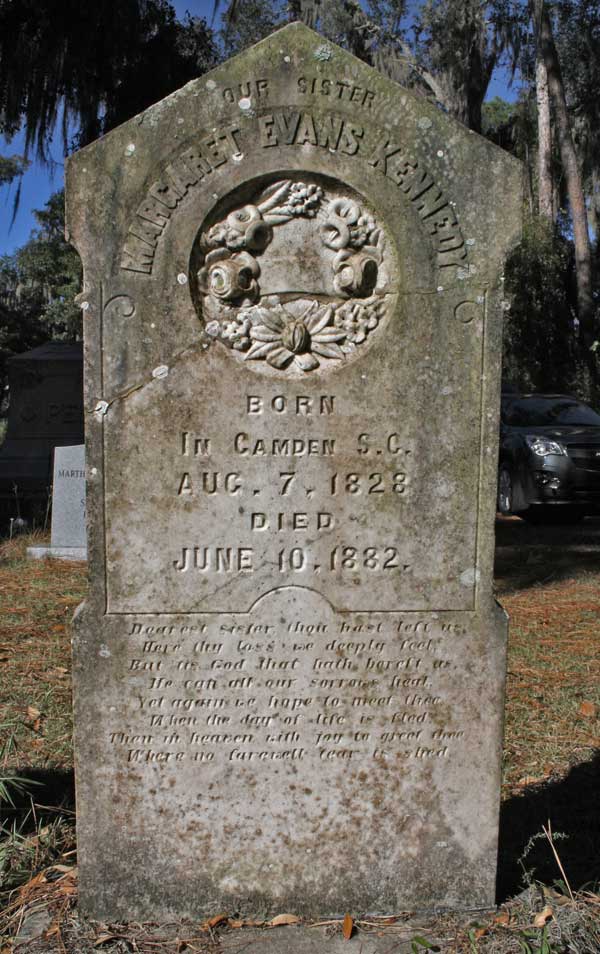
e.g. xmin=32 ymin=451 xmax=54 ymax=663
xmin=27 ymin=444 xmax=86 ymax=560
xmin=67 ymin=24 xmax=521 ymax=919
xmin=0 ymin=342 xmax=84 ymax=528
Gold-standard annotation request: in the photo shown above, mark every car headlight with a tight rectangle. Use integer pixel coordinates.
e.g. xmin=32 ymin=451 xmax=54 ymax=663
xmin=525 ymin=436 xmax=567 ymax=457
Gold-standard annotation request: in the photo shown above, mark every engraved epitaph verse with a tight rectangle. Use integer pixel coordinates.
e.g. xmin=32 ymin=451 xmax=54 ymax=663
xmin=116 ymin=612 xmax=467 ymax=768
xmin=68 ymin=23 xmax=521 ymax=920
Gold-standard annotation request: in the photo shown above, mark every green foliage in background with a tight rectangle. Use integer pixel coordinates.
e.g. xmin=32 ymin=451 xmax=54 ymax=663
xmin=0 ymin=191 xmax=81 ymax=399
xmin=503 ymin=217 xmax=585 ymax=397
xmin=0 ymin=155 xmax=28 ymax=186
xmin=1 ymin=0 xmax=600 ymax=402
xmin=0 ymin=0 xmax=217 ymax=158
xmin=221 ymin=0 xmax=285 ymax=56
xmin=9 ymin=192 xmax=81 ymax=338
xmin=0 ymin=0 xmax=217 ymax=398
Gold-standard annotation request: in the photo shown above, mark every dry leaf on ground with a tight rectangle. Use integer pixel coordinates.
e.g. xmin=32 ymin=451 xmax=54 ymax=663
xmin=201 ymin=913 xmax=228 ymax=931
xmin=533 ymin=905 xmax=553 ymax=927
xmin=228 ymin=919 xmax=266 ymax=929
xmin=342 ymin=913 xmax=353 ymax=939
xmin=270 ymin=913 xmax=300 ymax=926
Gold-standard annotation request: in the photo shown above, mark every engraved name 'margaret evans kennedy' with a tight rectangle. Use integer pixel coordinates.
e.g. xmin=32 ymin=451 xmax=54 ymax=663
xmin=67 ymin=23 xmax=522 ymax=921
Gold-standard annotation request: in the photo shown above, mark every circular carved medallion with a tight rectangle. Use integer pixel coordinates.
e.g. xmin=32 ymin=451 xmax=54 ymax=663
xmin=192 ymin=174 xmax=395 ymax=375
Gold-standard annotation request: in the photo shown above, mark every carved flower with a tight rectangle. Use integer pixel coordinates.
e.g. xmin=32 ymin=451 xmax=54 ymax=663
xmin=333 ymin=300 xmax=381 ymax=344
xmin=225 ymin=205 xmax=272 ymax=250
xmin=257 ymin=180 xmax=324 ymax=222
xmin=203 ymin=205 xmax=272 ymax=252
xmin=333 ymin=250 xmax=379 ymax=298
xmin=202 ymin=223 xmax=230 ymax=249
xmin=245 ymin=301 xmax=346 ymax=371
xmin=321 ymin=198 xmax=361 ymax=250
xmin=349 ymin=214 xmax=378 ymax=249
xmin=284 ymin=182 xmax=323 ymax=218
xmin=198 ymin=249 xmax=260 ymax=302
xmin=221 ymin=312 xmax=253 ymax=350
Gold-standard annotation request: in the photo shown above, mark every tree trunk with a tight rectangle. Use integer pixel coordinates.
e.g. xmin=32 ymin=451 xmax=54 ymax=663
xmin=535 ymin=46 xmax=553 ymax=220
xmin=588 ymin=198 xmax=598 ymax=247
xmin=589 ymin=169 xmax=600 ymax=248
xmin=524 ymin=144 xmax=535 ymax=216
xmin=532 ymin=0 xmax=595 ymax=347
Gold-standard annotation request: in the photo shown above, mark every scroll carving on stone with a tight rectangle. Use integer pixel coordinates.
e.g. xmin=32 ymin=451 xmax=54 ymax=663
xmin=194 ymin=176 xmax=394 ymax=374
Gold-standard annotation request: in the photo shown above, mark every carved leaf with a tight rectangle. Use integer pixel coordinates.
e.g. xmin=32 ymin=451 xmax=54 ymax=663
xmin=330 ymin=198 xmax=360 ymax=224
xmin=257 ymin=180 xmax=292 ymax=212
xmin=204 ymin=248 xmax=230 ymax=265
xmin=246 ymin=306 xmax=272 ymax=324
xmin=294 ymin=353 xmax=320 ymax=372
xmin=313 ymin=328 xmax=346 ymax=343
xmin=361 ymin=244 xmax=382 ymax=262
xmin=267 ymin=347 xmax=294 ymax=369
xmin=283 ymin=298 xmax=315 ymax=320
xmin=306 ymin=307 xmax=334 ymax=335
xmin=245 ymin=341 xmax=280 ymax=361
xmin=250 ymin=327 xmax=281 ymax=343
xmin=262 ymin=212 xmax=294 ymax=225
xmin=321 ymin=220 xmax=350 ymax=251
xmin=257 ymin=310 xmax=286 ymax=334
xmin=311 ymin=342 xmax=345 ymax=360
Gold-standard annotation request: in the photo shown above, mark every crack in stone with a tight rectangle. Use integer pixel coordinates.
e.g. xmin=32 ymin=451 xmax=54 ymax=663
xmin=89 ymin=340 xmax=210 ymax=417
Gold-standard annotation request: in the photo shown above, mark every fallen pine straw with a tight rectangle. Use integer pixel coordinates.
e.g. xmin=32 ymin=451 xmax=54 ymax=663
xmin=2 ymin=868 xmax=600 ymax=954
xmin=0 ymin=864 xmax=77 ymax=950
xmin=500 ymin=575 xmax=600 ymax=794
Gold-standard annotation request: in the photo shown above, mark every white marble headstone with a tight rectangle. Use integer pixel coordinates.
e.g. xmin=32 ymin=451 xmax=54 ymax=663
xmin=28 ymin=444 xmax=87 ymax=560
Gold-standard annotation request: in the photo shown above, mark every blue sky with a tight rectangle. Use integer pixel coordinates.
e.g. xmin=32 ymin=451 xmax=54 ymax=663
xmin=0 ymin=0 xmax=517 ymax=257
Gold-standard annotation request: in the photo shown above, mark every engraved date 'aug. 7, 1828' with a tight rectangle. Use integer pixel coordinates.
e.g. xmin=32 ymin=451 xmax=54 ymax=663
xmin=171 ymin=392 xmax=413 ymax=579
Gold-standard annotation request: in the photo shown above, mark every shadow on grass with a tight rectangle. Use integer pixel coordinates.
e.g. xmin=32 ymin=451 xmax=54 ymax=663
xmin=498 ymin=752 xmax=600 ymax=902
xmin=3 ymin=760 xmax=599 ymax=907
xmin=0 ymin=768 xmax=75 ymax=833
xmin=494 ymin=515 xmax=600 ymax=594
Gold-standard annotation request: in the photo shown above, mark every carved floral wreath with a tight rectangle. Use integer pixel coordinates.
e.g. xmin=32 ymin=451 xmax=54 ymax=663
xmin=196 ymin=179 xmax=388 ymax=372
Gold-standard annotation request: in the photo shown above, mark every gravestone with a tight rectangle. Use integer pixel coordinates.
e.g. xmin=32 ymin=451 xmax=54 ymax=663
xmin=0 ymin=342 xmax=84 ymax=526
xmin=27 ymin=445 xmax=87 ymax=560
xmin=67 ymin=23 xmax=521 ymax=920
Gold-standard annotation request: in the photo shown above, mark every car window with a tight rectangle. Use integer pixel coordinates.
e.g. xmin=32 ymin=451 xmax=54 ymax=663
xmin=503 ymin=398 xmax=600 ymax=427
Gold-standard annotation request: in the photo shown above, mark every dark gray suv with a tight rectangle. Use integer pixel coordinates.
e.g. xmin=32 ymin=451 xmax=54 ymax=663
xmin=498 ymin=393 xmax=600 ymax=522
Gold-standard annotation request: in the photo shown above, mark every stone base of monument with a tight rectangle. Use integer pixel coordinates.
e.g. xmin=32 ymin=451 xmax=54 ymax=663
xmin=27 ymin=545 xmax=87 ymax=561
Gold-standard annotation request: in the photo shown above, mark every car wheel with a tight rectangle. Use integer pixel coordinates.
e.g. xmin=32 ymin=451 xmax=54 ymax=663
xmin=497 ymin=466 xmax=514 ymax=515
